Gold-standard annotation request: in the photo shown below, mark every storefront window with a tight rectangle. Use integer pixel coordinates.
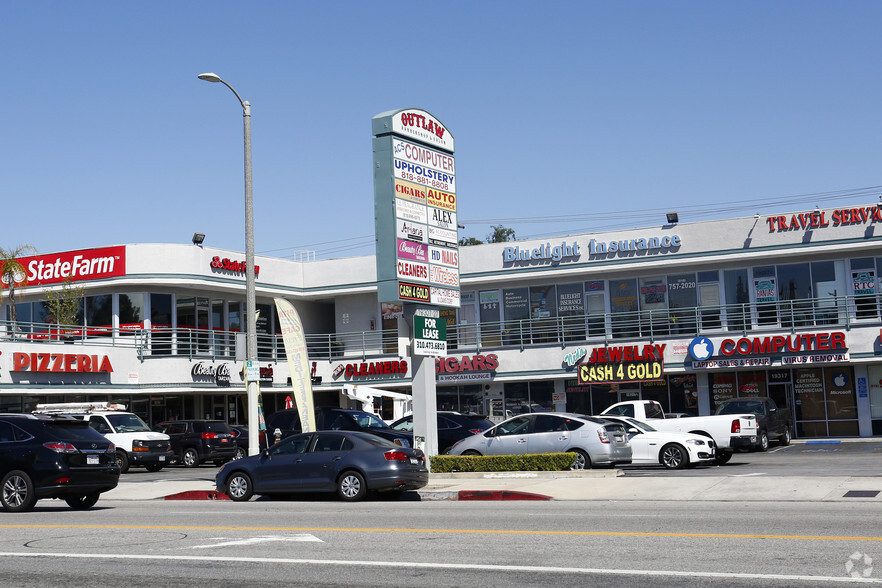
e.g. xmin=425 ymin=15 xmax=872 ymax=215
xmin=738 ymin=371 xmax=767 ymax=397
xmin=753 ymin=266 xmax=778 ymax=326
xmin=667 ymin=273 xmax=697 ymax=334
xmin=708 ymin=372 xmax=737 ymax=413
xmin=502 ymin=288 xmax=529 ymax=346
xmin=851 ymin=258 xmax=878 ymax=320
xmin=609 ymin=278 xmax=638 ymax=338
xmin=479 ymin=290 xmax=501 ymax=347
xmin=530 ymin=285 xmax=557 ymax=343
xmin=668 ymin=374 xmax=698 ymax=415
xmin=639 ymin=276 xmax=668 ymax=337
xmin=724 ymin=269 xmax=750 ymax=331
xmin=119 ymin=293 xmax=144 ymax=332
xmin=150 ymin=293 xmax=173 ymax=355
xmin=557 ymin=283 xmax=585 ymax=342
xmin=777 ymin=263 xmax=812 ymax=328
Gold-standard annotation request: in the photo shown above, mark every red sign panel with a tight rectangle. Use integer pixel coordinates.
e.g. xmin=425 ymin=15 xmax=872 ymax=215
xmin=3 ymin=246 xmax=126 ymax=288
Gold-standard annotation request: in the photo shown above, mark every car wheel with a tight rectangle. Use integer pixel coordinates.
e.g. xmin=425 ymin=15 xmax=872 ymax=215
xmin=1 ymin=470 xmax=37 ymax=513
xmin=337 ymin=471 xmax=367 ymax=502
xmin=661 ymin=444 xmax=689 ymax=470
xmin=779 ymin=427 xmax=792 ymax=446
xmin=182 ymin=448 xmax=200 ymax=468
xmin=715 ymin=451 xmax=733 ymax=465
xmin=461 ymin=450 xmax=482 ymax=456
xmin=234 ymin=446 xmax=247 ymax=460
xmin=568 ymin=449 xmax=591 ymax=471
xmin=757 ymin=431 xmax=769 ymax=452
xmin=145 ymin=464 xmax=163 ymax=472
xmin=115 ymin=450 xmax=130 ymax=474
xmin=226 ymin=472 xmax=254 ymax=502
xmin=65 ymin=493 xmax=101 ymax=510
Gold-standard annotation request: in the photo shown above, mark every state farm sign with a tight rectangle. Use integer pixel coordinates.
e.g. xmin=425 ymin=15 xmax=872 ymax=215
xmin=1 ymin=246 xmax=126 ymax=288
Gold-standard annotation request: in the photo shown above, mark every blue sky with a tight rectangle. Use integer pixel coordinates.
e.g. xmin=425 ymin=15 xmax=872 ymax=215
xmin=4 ymin=2 xmax=881 ymax=260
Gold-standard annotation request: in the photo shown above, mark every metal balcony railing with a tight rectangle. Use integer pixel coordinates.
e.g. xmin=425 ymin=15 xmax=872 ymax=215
xmin=0 ymin=294 xmax=875 ymax=362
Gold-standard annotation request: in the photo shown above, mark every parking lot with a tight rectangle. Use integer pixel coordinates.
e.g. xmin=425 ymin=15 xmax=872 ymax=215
xmin=621 ymin=439 xmax=882 ymax=478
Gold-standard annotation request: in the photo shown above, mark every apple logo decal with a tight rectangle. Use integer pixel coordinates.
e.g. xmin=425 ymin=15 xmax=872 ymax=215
xmin=833 ymin=372 xmax=847 ymax=387
xmin=689 ymin=337 xmax=714 ymax=361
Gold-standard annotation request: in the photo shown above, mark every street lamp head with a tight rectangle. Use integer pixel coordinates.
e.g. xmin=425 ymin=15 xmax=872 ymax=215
xmin=198 ymin=72 xmax=222 ymax=83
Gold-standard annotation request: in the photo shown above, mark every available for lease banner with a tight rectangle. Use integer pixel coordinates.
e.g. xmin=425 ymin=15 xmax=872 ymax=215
xmin=274 ymin=298 xmax=316 ymax=432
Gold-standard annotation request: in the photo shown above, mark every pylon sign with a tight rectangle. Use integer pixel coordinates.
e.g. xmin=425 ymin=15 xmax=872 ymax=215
xmin=372 ymin=108 xmax=460 ymax=309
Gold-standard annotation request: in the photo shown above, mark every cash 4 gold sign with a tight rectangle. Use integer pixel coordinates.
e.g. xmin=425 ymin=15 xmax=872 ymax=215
xmin=577 ymin=344 xmax=665 ymax=384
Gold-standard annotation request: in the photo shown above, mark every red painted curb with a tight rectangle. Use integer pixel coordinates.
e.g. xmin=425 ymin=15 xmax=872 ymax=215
xmin=164 ymin=490 xmax=231 ymax=501
xmin=457 ymin=490 xmax=551 ymax=501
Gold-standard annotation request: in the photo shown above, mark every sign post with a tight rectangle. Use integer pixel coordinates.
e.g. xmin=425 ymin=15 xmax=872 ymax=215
xmin=372 ymin=108 xmax=459 ymax=464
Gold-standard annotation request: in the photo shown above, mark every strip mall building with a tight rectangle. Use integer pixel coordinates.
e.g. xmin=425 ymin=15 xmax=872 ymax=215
xmin=2 ymin=203 xmax=882 ymax=438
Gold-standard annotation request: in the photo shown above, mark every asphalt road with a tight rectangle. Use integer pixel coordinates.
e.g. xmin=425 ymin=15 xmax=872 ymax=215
xmin=0 ymin=499 xmax=880 ymax=586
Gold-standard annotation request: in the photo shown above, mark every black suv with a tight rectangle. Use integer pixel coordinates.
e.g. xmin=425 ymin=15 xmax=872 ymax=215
xmin=265 ymin=407 xmax=413 ymax=447
xmin=389 ymin=411 xmax=494 ymax=453
xmin=0 ymin=414 xmax=119 ymax=512
xmin=154 ymin=420 xmax=237 ymax=467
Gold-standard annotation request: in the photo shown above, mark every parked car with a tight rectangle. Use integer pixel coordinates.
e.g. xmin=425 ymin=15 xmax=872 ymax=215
xmin=0 ymin=414 xmax=119 ymax=512
xmin=597 ymin=415 xmax=716 ymax=469
xmin=33 ymin=402 xmax=173 ymax=474
xmin=153 ymin=420 xmax=238 ymax=467
xmin=216 ymin=430 xmax=428 ymax=502
xmin=714 ymin=397 xmax=792 ymax=451
xmin=448 ymin=412 xmax=631 ymax=469
xmin=389 ymin=411 xmax=494 ymax=454
xmin=229 ymin=425 xmax=249 ymax=460
xmin=265 ymin=407 xmax=412 ymax=447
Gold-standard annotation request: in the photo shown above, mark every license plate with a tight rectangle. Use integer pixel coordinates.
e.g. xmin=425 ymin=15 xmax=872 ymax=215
xmin=614 ymin=435 xmax=624 ymax=441
xmin=159 ymin=455 xmax=166 ymax=461
xmin=87 ymin=455 xmax=99 ymax=465
xmin=221 ymin=439 xmax=228 ymax=443
xmin=409 ymin=457 xmax=419 ymax=465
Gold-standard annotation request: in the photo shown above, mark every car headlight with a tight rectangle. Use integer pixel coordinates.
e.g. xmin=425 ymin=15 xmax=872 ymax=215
xmin=685 ymin=439 xmax=706 ymax=445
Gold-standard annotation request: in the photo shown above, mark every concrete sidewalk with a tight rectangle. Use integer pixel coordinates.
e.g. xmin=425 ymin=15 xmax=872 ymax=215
xmin=100 ymin=469 xmax=882 ymax=502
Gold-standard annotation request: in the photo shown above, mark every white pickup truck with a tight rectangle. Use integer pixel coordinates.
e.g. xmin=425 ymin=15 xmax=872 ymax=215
xmin=600 ymin=400 xmax=757 ymax=464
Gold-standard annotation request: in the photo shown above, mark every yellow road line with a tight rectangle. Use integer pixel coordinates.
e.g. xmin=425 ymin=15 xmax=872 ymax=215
xmin=1 ymin=524 xmax=881 ymax=541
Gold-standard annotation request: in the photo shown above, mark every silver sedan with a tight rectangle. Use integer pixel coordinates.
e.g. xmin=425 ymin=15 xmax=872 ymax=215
xmin=448 ymin=412 xmax=631 ymax=469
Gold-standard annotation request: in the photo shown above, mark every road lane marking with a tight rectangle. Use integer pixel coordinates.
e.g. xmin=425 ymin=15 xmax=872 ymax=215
xmin=1 ymin=524 xmax=882 ymax=542
xmin=0 ymin=552 xmax=878 ymax=584
xmin=189 ymin=534 xmax=322 ymax=548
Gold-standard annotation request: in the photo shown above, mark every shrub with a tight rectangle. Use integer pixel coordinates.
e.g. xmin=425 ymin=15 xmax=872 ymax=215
xmin=430 ymin=452 xmax=578 ymax=473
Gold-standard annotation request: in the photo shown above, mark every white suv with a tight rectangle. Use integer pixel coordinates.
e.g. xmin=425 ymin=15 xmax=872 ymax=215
xmin=34 ymin=403 xmax=173 ymax=473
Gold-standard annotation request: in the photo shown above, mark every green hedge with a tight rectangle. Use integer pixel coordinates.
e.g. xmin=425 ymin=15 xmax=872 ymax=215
xmin=430 ymin=452 xmax=578 ymax=473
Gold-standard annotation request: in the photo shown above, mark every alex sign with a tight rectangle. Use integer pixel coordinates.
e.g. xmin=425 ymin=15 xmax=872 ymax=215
xmin=413 ymin=310 xmax=447 ymax=357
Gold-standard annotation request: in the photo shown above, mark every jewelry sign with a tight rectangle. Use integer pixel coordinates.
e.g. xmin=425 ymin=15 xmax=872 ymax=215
xmin=373 ymin=109 xmax=460 ymax=308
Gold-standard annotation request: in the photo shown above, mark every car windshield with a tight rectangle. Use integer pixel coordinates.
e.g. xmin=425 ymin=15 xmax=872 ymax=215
xmin=624 ymin=418 xmax=657 ymax=432
xmin=107 ymin=413 xmax=152 ymax=432
xmin=716 ymin=401 xmax=763 ymax=416
xmin=349 ymin=412 xmax=389 ymax=430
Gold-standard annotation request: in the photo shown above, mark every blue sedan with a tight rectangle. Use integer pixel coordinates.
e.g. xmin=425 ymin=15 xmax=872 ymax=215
xmin=216 ymin=430 xmax=428 ymax=502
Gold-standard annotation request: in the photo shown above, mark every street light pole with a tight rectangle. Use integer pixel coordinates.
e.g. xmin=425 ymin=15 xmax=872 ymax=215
xmin=198 ymin=73 xmax=259 ymax=457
